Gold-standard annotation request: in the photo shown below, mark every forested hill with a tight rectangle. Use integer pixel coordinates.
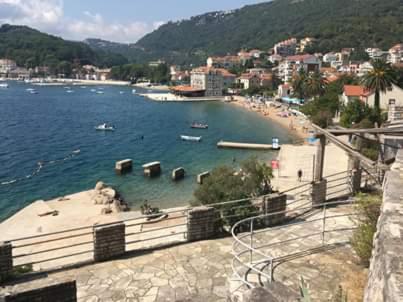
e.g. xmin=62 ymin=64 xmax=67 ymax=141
xmin=0 ymin=24 xmax=128 ymax=68
xmin=133 ymin=0 xmax=403 ymax=63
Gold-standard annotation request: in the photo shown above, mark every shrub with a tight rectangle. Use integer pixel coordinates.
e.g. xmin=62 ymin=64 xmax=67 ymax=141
xmin=351 ymin=193 xmax=382 ymax=266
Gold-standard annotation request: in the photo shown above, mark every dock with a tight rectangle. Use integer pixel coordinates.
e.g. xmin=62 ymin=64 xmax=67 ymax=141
xmin=217 ymin=141 xmax=279 ymax=150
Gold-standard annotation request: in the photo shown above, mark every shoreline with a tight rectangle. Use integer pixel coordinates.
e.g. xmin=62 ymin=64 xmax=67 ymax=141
xmin=229 ymin=96 xmax=310 ymax=142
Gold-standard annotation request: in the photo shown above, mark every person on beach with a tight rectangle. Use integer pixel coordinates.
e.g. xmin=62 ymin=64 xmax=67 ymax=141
xmin=297 ymin=169 xmax=303 ymax=182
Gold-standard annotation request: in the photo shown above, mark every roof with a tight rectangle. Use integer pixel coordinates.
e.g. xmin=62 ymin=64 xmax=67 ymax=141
xmin=192 ymin=66 xmax=236 ymax=77
xmin=170 ymin=85 xmax=205 ymax=92
xmin=390 ymin=44 xmax=403 ymax=51
xmin=286 ymin=54 xmax=316 ymax=62
xmin=343 ymin=85 xmax=372 ymax=97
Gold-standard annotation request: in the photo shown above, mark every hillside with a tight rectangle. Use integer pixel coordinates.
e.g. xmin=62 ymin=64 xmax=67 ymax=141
xmin=0 ymin=24 xmax=127 ymax=69
xmin=132 ymin=0 xmax=403 ymax=64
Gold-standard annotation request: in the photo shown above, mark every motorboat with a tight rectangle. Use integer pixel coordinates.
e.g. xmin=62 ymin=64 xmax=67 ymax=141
xmin=120 ymin=91 xmax=125 ymax=94
xmin=90 ymin=89 xmax=97 ymax=92
xmin=132 ymin=89 xmax=136 ymax=94
xmin=66 ymin=90 xmax=74 ymax=93
xmin=0 ymin=82 xmax=9 ymax=88
xmin=96 ymin=91 xmax=104 ymax=94
xmin=180 ymin=135 xmax=202 ymax=142
xmin=95 ymin=123 xmax=115 ymax=131
xmin=191 ymin=122 xmax=208 ymax=129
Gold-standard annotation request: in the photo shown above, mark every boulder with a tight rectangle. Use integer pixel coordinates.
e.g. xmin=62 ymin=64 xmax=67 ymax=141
xmin=95 ymin=181 xmax=106 ymax=191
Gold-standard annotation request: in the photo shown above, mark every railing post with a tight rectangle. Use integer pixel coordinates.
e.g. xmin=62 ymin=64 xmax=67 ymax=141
xmin=322 ymin=204 xmax=327 ymax=245
xmin=250 ymin=219 xmax=254 ymax=265
xmin=0 ymin=241 xmax=13 ymax=284
xmin=269 ymin=259 xmax=273 ymax=283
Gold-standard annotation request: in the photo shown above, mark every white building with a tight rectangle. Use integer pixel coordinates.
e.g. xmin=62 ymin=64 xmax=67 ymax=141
xmin=0 ymin=59 xmax=17 ymax=74
xmin=298 ymin=37 xmax=315 ymax=53
xmin=358 ymin=62 xmax=373 ymax=77
xmin=388 ymin=44 xmax=403 ymax=64
xmin=323 ymin=52 xmax=339 ymax=63
xmin=191 ymin=67 xmax=224 ymax=97
xmin=273 ymin=38 xmax=297 ymax=56
xmin=365 ymin=48 xmax=386 ymax=60
xmin=341 ymin=84 xmax=403 ymax=110
xmin=278 ymin=54 xmax=321 ymax=83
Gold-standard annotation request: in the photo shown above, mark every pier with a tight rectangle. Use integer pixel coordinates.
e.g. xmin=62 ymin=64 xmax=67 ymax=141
xmin=217 ymin=141 xmax=279 ymax=150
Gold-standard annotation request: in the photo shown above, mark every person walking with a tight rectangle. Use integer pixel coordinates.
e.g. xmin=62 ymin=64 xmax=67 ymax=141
xmin=297 ymin=169 xmax=303 ymax=182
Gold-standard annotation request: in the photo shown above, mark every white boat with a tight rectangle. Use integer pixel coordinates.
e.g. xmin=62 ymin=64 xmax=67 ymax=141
xmin=96 ymin=91 xmax=104 ymax=94
xmin=90 ymin=89 xmax=97 ymax=92
xmin=30 ymin=90 xmax=38 ymax=94
xmin=132 ymin=89 xmax=136 ymax=94
xmin=180 ymin=135 xmax=202 ymax=142
xmin=119 ymin=91 xmax=125 ymax=94
xmin=26 ymin=88 xmax=35 ymax=92
xmin=95 ymin=123 xmax=115 ymax=131
xmin=191 ymin=122 xmax=208 ymax=129
xmin=0 ymin=83 xmax=8 ymax=88
xmin=66 ymin=90 xmax=74 ymax=93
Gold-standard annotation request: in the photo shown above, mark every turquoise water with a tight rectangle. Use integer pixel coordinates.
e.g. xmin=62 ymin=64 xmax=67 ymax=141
xmin=0 ymin=82 xmax=295 ymax=221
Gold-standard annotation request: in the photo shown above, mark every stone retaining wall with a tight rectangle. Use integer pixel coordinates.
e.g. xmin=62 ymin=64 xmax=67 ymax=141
xmin=187 ymin=206 xmax=216 ymax=241
xmin=93 ymin=223 xmax=125 ymax=262
xmin=1 ymin=280 xmax=76 ymax=302
xmin=364 ymin=152 xmax=403 ymax=302
xmin=0 ymin=242 xmax=12 ymax=283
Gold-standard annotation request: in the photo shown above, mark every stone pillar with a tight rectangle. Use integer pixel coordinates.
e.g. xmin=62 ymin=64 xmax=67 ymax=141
xmin=311 ymin=179 xmax=327 ymax=206
xmin=348 ymin=155 xmax=362 ymax=194
xmin=262 ymin=193 xmax=287 ymax=226
xmin=197 ymin=172 xmax=210 ymax=184
xmin=172 ymin=167 xmax=185 ymax=181
xmin=314 ymin=135 xmax=326 ymax=182
xmin=115 ymin=159 xmax=133 ymax=175
xmin=0 ymin=241 xmax=12 ymax=283
xmin=187 ymin=206 xmax=216 ymax=242
xmin=142 ymin=162 xmax=161 ymax=178
xmin=93 ymin=223 xmax=125 ymax=262
xmin=1 ymin=280 xmax=77 ymax=302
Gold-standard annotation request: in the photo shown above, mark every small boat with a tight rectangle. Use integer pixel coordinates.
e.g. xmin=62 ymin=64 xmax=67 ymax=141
xmin=119 ymin=91 xmax=125 ymax=94
xmin=66 ymin=90 xmax=74 ymax=93
xmin=180 ymin=135 xmax=202 ymax=142
xmin=96 ymin=91 xmax=104 ymax=94
xmin=132 ymin=89 xmax=136 ymax=94
xmin=90 ymin=89 xmax=97 ymax=92
xmin=0 ymin=83 xmax=9 ymax=88
xmin=26 ymin=88 xmax=35 ymax=91
xmin=191 ymin=122 xmax=208 ymax=129
xmin=95 ymin=123 xmax=115 ymax=131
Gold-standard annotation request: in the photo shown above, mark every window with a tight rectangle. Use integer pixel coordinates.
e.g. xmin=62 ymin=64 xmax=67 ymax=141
xmin=389 ymin=99 xmax=396 ymax=105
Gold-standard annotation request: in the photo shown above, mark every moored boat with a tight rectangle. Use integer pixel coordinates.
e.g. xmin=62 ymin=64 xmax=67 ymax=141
xmin=180 ymin=135 xmax=202 ymax=142
xmin=191 ymin=122 xmax=208 ymax=129
xmin=0 ymin=83 xmax=8 ymax=88
xmin=95 ymin=123 xmax=115 ymax=131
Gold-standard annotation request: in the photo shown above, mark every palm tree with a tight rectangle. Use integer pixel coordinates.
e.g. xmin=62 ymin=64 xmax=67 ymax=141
xmin=305 ymin=71 xmax=327 ymax=98
xmin=361 ymin=59 xmax=397 ymax=119
xmin=292 ymin=68 xmax=307 ymax=100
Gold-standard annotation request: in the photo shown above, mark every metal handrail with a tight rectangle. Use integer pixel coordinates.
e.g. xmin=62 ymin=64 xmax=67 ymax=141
xmin=231 ymin=197 xmax=356 ymax=289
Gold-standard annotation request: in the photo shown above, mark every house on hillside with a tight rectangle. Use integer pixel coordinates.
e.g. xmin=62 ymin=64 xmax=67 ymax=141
xmin=278 ymin=54 xmax=321 ymax=83
xmin=388 ymin=44 xmax=403 ymax=64
xmin=238 ymin=73 xmax=260 ymax=90
xmin=273 ymin=38 xmax=297 ymax=57
xmin=340 ymin=84 xmax=403 ymax=110
xmin=0 ymin=59 xmax=17 ymax=75
xmin=207 ymin=56 xmax=241 ymax=69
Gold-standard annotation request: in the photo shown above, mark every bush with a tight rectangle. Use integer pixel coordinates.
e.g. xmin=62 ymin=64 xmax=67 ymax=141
xmin=351 ymin=193 xmax=382 ymax=266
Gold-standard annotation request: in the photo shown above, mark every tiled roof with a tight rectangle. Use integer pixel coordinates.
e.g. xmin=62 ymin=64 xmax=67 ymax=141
xmin=286 ymin=54 xmax=316 ymax=61
xmin=343 ymin=85 xmax=372 ymax=97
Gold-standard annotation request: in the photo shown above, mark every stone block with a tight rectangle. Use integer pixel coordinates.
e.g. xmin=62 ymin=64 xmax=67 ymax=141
xmin=187 ymin=206 xmax=216 ymax=242
xmin=311 ymin=179 xmax=327 ymax=206
xmin=93 ymin=223 xmax=125 ymax=262
xmin=0 ymin=242 xmax=12 ymax=284
xmin=197 ymin=171 xmax=210 ymax=184
xmin=115 ymin=159 xmax=132 ymax=175
xmin=142 ymin=162 xmax=161 ymax=178
xmin=172 ymin=167 xmax=185 ymax=181
xmin=262 ymin=193 xmax=287 ymax=226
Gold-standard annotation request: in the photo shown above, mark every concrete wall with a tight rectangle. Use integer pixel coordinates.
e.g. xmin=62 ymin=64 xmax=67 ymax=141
xmin=1 ymin=280 xmax=77 ymax=302
xmin=187 ymin=206 xmax=216 ymax=241
xmin=0 ymin=242 xmax=12 ymax=283
xmin=364 ymin=151 xmax=403 ymax=302
xmin=93 ymin=223 xmax=125 ymax=262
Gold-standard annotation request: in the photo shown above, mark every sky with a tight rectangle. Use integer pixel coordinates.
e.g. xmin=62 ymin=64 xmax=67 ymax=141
xmin=0 ymin=0 xmax=268 ymax=43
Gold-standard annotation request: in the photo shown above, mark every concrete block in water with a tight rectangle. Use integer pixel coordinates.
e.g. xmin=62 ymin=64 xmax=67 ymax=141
xmin=115 ymin=159 xmax=132 ymax=174
xmin=172 ymin=167 xmax=185 ymax=181
xmin=197 ymin=171 xmax=210 ymax=184
xmin=143 ymin=161 xmax=161 ymax=177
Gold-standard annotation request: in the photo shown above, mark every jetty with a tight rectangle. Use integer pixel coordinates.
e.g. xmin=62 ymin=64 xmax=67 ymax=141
xmin=217 ymin=141 xmax=280 ymax=150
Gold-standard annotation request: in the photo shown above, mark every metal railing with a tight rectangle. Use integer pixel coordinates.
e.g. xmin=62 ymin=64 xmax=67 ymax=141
xmin=231 ymin=199 xmax=357 ymax=289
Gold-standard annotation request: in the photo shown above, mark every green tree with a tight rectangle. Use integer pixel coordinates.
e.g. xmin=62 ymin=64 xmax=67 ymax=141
xmin=361 ymin=59 xmax=397 ymax=121
xmin=305 ymin=71 xmax=327 ymax=98
xmin=340 ymin=99 xmax=374 ymax=128
xmin=292 ymin=69 xmax=308 ymax=100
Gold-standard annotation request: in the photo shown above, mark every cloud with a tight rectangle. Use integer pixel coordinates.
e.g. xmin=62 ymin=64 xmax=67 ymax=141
xmin=0 ymin=0 xmax=160 ymax=43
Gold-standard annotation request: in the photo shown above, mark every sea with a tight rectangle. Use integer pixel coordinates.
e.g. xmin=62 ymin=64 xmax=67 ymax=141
xmin=0 ymin=82 xmax=295 ymax=221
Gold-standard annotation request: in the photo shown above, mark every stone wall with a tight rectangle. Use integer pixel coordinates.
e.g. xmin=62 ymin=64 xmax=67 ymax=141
xmin=262 ymin=194 xmax=287 ymax=226
xmin=0 ymin=242 xmax=12 ymax=283
xmin=364 ymin=151 xmax=403 ymax=302
xmin=93 ymin=223 xmax=125 ymax=262
xmin=1 ymin=280 xmax=76 ymax=302
xmin=187 ymin=206 xmax=216 ymax=241
xmin=311 ymin=179 xmax=327 ymax=206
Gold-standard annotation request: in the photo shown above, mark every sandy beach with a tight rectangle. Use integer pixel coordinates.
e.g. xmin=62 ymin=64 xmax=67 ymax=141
xmin=230 ymin=96 xmax=311 ymax=141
